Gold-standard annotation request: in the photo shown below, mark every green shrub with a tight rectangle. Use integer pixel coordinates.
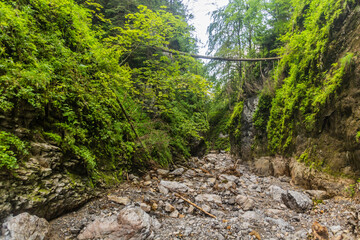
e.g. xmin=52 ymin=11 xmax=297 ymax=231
xmin=267 ymin=0 xmax=355 ymax=153
xmin=0 ymin=131 xmax=28 ymax=170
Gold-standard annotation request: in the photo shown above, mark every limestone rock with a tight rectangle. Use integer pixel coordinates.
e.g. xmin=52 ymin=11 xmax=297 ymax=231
xmin=169 ymin=210 xmax=179 ymax=218
xmin=195 ymin=194 xmax=222 ymax=204
xmin=140 ymin=203 xmax=151 ymax=213
xmin=184 ymin=169 xmax=196 ymax=177
xmin=158 ymin=185 xmax=169 ymax=195
xmin=253 ymin=157 xmax=274 ymax=176
xmin=108 ymin=195 xmax=131 ymax=205
xmin=1 ymin=212 xmax=50 ymax=240
xmin=78 ymin=206 xmax=160 ymax=240
xmin=164 ymin=203 xmax=175 ymax=212
xmin=311 ymin=222 xmax=329 ymax=240
xmin=304 ymin=190 xmax=329 ymax=200
xmin=235 ymin=195 xmax=255 ymax=211
xmin=241 ymin=211 xmax=262 ymax=221
xmin=159 ymin=180 xmax=189 ymax=192
xmin=201 ymin=204 xmax=211 ymax=213
xmin=281 ymin=190 xmax=312 ymax=213
xmin=157 ymin=169 xmax=169 ymax=176
xmin=271 ymin=157 xmax=289 ymax=177
xmin=269 ymin=185 xmax=286 ymax=202
xmin=170 ymin=168 xmax=185 ymax=176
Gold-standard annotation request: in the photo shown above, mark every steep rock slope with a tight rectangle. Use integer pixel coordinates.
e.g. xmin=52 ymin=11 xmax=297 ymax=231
xmin=230 ymin=0 xmax=360 ymax=191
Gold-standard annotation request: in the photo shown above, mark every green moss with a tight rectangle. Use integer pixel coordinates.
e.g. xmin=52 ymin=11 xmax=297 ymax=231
xmin=297 ymin=147 xmax=325 ymax=170
xmin=253 ymin=94 xmax=272 ymax=132
xmin=356 ymin=131 xmax=360 ymax=142
xmin=229 ymin=101 xmax=244 ymax=143
xmin=267 ymin=0 xmax=355 ymax=154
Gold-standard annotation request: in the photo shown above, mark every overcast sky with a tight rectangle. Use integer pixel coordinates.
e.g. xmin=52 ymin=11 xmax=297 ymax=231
xmin=185 ymin=0 xmax=229 ymax=55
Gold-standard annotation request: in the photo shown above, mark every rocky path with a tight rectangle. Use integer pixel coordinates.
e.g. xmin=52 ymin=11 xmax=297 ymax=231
xmin=4 ymin=153 xmax=359 ymax=239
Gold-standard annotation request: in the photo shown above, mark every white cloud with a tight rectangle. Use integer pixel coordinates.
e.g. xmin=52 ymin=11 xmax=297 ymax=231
xmin=185 ymin=0 xmax=229 ymax=55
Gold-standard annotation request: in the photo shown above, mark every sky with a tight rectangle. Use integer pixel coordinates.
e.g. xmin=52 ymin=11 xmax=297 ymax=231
xmin=184 ymin=0 xmax=229 ymax=55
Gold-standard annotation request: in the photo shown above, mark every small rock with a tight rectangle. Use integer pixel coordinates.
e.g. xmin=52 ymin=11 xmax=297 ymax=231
xmin=311 ymin=221 xmax=329 ymax=240
xmin=329 ymin=225 xmax=342 ymax=234
xmin=281 ymin=190 xmax=312 ymax=213
xmin=165 ymin=203 xmax=175 ymax=212
xmin=187 ymin=205 xmax=195 ymax=214
xmin=157 ymin=169 xmax=169 ymax=175
xmin=201 ymin=204 xmax=211 ymax=213
xmin=235 ymin=195 xmax=255 ymax=211
xmin=208 ymin=178 xmax=216 ymax=186
xmin=159 ymin=180 xmax=189 ymax=192
xmin=144 ymin=181 xmax=152 ymax=186
xmin=305 ymin=190 xmax=329 ymax=200
xmin=158 ymin=185 xmax=169 ymax=195
xmin=210 ymin=209 xmax=225 ymax=218
xmin=1 ymin=212 xmax=49 ymax=240
xmin=140 ymin=203 xmax=151 ymax=213
xmin=151 ymin=202 xmax=158 ymax=211
xmin=169 ymin=210 xmax=179 ymax=218
xmin=228 ymin=196 xmax=236 ymax=205
xmin=108 ymin=195 xmax=131 ymax=205
xmin=184 ymin=169 xmax=196 ymax=177
xmin=219 ymin=174 xmax=238 ymax=182
xmin=195 ymin=194 xmax=222 ymax=204
xmin=249 ymin=230 xmax=262 ymax=240
xmin=241 ymin=211 xmax=262 ymax=221
xmin=269 ymin=185 xmax=286 ymax=202
xmin=170 ymin=168 xmax=185 ymax=176
xmin=265 ymin=217 xmax=294 ymax=232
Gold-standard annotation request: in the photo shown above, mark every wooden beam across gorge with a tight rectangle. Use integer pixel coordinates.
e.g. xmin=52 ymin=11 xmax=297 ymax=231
xmin=157 ymin=47 xmax=282 ymax=62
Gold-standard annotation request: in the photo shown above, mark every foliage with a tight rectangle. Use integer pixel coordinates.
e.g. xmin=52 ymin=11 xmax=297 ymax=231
xmin=229 ymin=101 xmax=244 ymax=144
xmin=206 ymin=0 xmax=292 ymax=152
xmin=357 ymin=131 xmax=360 ymax=142
xmin=206 ymin=88 xmax=231 ymax=151
xmin=267 ymin=0 xmax=355 ymax=153
xmin=0 ymin=0 xmax=210 ymax=179
xmin=0 ymin=131 xmax=28 ymax=170
xmin=253 ymin=94 xmax=273 ymax=132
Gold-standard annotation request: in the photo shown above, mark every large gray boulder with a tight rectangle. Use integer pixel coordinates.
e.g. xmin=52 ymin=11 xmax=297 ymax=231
xmin=281 ymin=190 xmax=312 ymax=213
xmin=77 ymin=206 xmax=160 ymax=240
xmin=1 ymin=212 xmax=50 ymax=240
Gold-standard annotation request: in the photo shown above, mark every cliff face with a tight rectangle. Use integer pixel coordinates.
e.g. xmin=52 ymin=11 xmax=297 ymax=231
xmin=290 ymin=2 xmax=360 ymax=177
xmin=0 ymin=104 xmax=97 ymax=221
xmin=230 ymin=1 xmax=360 ymax=192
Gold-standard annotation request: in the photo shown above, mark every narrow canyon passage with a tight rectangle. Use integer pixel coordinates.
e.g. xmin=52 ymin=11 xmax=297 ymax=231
xmin=47 ymin=152 xmax=357 ymax=239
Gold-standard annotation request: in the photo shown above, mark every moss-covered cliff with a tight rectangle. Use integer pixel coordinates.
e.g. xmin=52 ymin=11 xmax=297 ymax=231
xmin=230 ymin=0 xmax=360 ymax=181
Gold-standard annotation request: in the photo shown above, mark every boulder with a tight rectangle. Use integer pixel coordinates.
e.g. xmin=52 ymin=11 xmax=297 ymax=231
xmin=1 ymin=212 xmax=50 ymax=240
xmin=253 ymin=157 xmax=274 ymax=176
xmin=78 ymin=206 xmax=160 ymax=240
xmin=281 ymin=190 xmax=312 ymax=213
xmin=271 ymin=157 xmax=290 ymax=177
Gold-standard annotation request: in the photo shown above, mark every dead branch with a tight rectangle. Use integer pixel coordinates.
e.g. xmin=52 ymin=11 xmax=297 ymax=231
xmin=174 ymin=193 xmax=217 ymax=219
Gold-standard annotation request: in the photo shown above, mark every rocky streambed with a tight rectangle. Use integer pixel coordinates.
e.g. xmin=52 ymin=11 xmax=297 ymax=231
xmin=2 ymin=152 xmax=360 ymax=239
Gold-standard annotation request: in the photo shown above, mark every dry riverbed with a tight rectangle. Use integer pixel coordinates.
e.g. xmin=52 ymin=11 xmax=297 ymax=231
xmin=2 ymin=152 xmax=360 ymax=239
